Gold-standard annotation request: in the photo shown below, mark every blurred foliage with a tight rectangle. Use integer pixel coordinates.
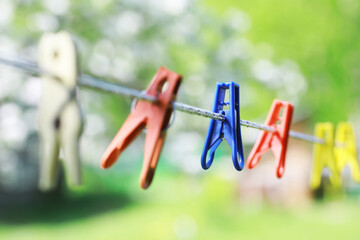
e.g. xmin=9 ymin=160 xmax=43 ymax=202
xmin=1 ymin=0 xmax=360 ymax=238
xmin=0 ymin=0 xmax=311 ymax=191
xmin=204 ymin=0 xmax=360 ymax=122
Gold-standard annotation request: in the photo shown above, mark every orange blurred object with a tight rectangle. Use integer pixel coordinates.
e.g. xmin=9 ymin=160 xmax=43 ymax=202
xmin=101 ymin=67 xmax=182 ymax=189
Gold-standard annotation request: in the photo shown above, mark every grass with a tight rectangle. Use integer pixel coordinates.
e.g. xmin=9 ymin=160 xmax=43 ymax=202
xmin=0 ymin=172 xmax=359 ymax=240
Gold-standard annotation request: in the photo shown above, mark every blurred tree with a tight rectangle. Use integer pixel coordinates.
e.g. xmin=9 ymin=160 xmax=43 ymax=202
xmin=0 ymin=0 xmax=357 ymax=193
xmin=204 ymin=0 xmax=360 ymax=122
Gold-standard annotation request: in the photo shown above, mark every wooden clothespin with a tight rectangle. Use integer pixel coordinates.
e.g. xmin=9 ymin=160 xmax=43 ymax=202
xmin=334 ymin=122 xmax=360 ymax=182
xmin=101 ymin=67 xmax=182 ymax=189
xmin=310 ymin=123 xmax=341 ymax=189
xmin=38 ymin=31 xmax=84 ymax=191
xmin=247 ymin=99 xmax=294 ymax=178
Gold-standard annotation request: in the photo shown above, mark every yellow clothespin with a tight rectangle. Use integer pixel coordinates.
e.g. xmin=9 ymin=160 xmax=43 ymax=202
xmin=310 ymin=123 xmax=341 ymax=189
xmin=38 ymin=31 xmax=84 ymax=191
xmin=334 ymin=122 xmax=360 ymax=182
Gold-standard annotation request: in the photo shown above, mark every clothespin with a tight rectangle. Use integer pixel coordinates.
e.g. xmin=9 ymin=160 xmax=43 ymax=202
xmin=201 ymin=82 xmax=244 ymax=171
xmin=38 ymin=31 xmax=84 ymax=191
xmin=101 ymin=67 xmax=182 ymax=189
xmin=334 ymin=122 xmax=360 ymax=182
xmin=310 ymin=123 xmax=341 ymax=189
xmin=247 ymin=99 xmax=294 ymax=178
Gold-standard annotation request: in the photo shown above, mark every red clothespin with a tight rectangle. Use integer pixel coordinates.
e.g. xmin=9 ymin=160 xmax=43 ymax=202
xmin=246 ymin=99 xmax=294 ymax=178
xmin=101 ymin=67 xmax=182 ymax=189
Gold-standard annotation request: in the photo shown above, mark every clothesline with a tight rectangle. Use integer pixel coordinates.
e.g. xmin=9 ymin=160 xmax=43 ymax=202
xmin=0 ymin=54 xmax=328 ymax=145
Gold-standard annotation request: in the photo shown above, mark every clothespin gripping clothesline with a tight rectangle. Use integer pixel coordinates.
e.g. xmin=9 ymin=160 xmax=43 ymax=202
xmin=0 ymin=54 xmax=336 ymax=146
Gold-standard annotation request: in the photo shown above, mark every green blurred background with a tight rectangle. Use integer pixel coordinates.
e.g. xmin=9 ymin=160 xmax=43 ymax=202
xmin=0 ymin=0 xmax=360 ymax=239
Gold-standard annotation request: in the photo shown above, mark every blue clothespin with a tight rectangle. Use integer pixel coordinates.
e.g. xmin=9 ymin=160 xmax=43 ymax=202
xmin=201 ymin=82 xmax=244 ymax=170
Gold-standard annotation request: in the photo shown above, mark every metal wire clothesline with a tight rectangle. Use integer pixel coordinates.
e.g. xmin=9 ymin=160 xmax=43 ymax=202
xmin=0 ymin=54 xmax=330 ymax=145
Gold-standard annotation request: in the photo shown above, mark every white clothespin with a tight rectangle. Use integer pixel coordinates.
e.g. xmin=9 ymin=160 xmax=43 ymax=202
xmin=38 ymin=31 xmax=84 ymax=191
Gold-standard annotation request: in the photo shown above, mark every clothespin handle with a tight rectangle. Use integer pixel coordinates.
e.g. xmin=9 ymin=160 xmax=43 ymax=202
xmin=310 ymin=123 xmax=341 ymax=189
xmin=334 ymin=122 xmax=360 ymax=182
xmin=101 ymin=67 xmax=182 ymax=189
xmin=247 ymin=99 xmax=294 ymax=178
xmin=201 ymin=82 xmax=244 ymax=171
xmin=38 ymin=31 xmax=83 ymax=191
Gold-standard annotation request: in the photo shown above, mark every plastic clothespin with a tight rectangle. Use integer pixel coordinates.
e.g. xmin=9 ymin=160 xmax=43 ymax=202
xmin=101 ymin=67 xmax=182 ymax=189
xmin=334 ymin=122 xmax=360 ymax=182
xmin=247 ymin=99 xmax=294 ymax=178
xmin=201 ymin=82 xmax=244 ymax=171
xmin=38 ymin=31 xmax=84 ymax=191
xmin=310 ymin=123 xmax=341 ymax=189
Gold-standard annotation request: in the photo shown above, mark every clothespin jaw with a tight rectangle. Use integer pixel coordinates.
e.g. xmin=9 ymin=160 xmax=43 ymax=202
xmin=310 ymin=123 xmax=341 ymax=189
xmin=335 ymin=122 xmax=360 ymax=182
xmin=247 ymin=99 xmax=294 ymax=178
xmin=101 ymin=67 xmax=182 ymax=189
xmin=38 ymin=31 xmax=84 ymax=191
xmin=201 ymin=82 xmax=244 ymax=171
